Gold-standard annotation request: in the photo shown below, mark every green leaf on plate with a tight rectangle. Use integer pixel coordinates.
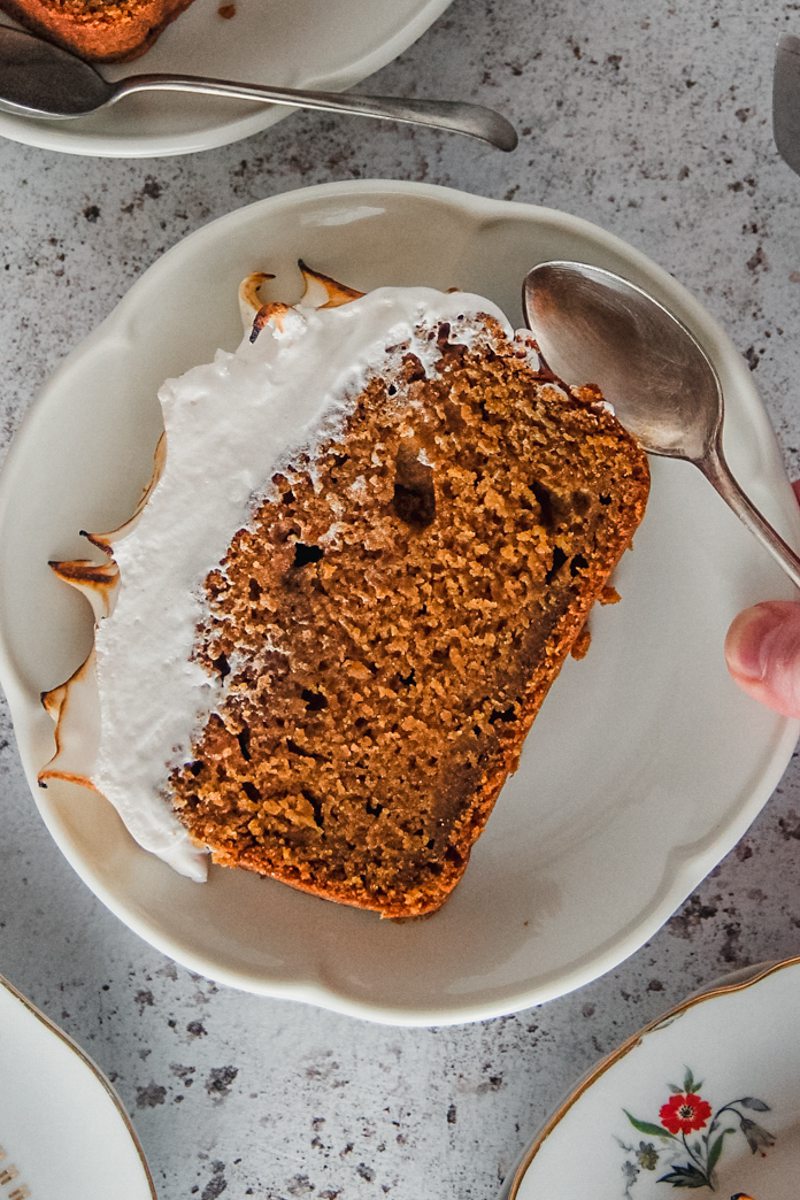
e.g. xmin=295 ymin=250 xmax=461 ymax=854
xmin=707 ymin=1129 xmax=730 ymax=1175
xmin=658 ymin=1162 xmax=709 ymax=1188
xmin=624 ymin=1110 xmax=674 ymax=1139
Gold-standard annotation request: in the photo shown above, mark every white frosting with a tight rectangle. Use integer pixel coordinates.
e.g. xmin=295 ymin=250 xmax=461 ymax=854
xmin=92 ymin=286 xmax=515 ymax=880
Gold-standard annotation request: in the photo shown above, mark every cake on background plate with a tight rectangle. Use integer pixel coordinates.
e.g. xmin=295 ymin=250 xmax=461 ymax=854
xmin=39 ymin=265 xmax=649 ymax=917
xmin=0 ymin=0 xmax=200 ymax=61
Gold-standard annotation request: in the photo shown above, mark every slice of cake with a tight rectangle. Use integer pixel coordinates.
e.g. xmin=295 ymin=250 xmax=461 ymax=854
xmin=40 ymin=265 xmax=649 ymax=917
xmin=0 ymin=0 xmax=198 ymax=61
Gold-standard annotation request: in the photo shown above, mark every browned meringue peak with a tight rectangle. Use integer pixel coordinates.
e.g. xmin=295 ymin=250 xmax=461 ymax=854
xmin=39 ymin=432 xmax=166 ymax=793
xmin=237 ymin=261 xmax=365 ymax=334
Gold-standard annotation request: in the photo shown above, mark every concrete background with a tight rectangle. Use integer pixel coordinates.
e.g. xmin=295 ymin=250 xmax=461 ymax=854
xmin=2 ymin=1 xmax=800 ymax=1196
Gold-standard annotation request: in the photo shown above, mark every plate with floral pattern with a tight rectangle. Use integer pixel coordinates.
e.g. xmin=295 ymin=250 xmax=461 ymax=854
xmin=0 ymin=974 xmax=155 ymax=1200
xmin=502 ymin=956 xmax=800 ymax=1199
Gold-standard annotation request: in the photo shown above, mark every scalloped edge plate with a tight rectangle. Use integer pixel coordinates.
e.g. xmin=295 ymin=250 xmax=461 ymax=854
xmin=0 ymin=180 xmax=797 ymax=1025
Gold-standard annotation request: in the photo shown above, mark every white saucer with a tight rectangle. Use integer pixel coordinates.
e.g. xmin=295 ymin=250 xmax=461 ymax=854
xmin=0 ymin=180 xmax=797 ymax=1025
xmin=0 ymin=975 xmax=154 ymax=1200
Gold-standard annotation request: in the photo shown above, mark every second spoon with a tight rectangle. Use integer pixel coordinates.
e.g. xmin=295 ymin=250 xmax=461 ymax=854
xmin=0 ymin=24 xmax=518 ymax=151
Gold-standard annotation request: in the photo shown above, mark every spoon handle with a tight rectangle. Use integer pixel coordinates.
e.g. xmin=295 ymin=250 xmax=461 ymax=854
xmin=112 ymin=74 xmax=518 ymax=151
xmin=699 ymin=441 xmax=800 ymax=589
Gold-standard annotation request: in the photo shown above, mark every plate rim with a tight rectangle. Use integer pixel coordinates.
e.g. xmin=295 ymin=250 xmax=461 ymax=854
xmin=504 ymin=954 xmax=800 ymax=1198
xmin=0 ymin=973 xmax=157 ymax=1197
xmin=0 ymin=0 xmax=455 ymax=157
xmin=1 ymin=178 xmax=798 ymax=1026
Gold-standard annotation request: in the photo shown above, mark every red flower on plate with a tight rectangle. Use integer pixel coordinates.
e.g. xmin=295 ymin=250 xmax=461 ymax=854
xmin=659 ymin=1092 xmax=713 ymax=1135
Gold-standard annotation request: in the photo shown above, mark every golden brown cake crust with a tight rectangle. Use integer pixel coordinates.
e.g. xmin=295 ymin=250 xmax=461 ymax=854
xmin=167 ymin=318 xmax=650 ymax=918
xmin=0 ymin=0 xmax=197 ymax=61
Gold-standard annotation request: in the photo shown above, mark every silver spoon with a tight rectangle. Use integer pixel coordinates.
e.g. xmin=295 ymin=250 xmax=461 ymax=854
xmin=0 ymin=24 xmax=517 ymax=150
xmin=523 ymin=260 xmax=800 ymax=588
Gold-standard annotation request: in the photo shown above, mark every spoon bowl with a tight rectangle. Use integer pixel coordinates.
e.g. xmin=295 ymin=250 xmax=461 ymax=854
xmin=0 ymin=24 xmax=111 ymax=117
xmin=523 ymin=260 xmax=800 ymax=588
xmin=0 ymin=24 xmax=517 ymax=150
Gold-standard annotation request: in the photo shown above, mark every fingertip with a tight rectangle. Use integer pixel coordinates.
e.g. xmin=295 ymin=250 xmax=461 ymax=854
xmin=726 ymin=601 xmax=800 ymax=718
xmin=725 ymin=605 xmax=771 ymax=682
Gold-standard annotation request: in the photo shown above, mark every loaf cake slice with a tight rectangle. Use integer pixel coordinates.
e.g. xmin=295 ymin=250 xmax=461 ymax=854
xmin=40 ymin=266 xmax=649 ymax=917
xmin=0 ymin=0 xmax=197 ymax=61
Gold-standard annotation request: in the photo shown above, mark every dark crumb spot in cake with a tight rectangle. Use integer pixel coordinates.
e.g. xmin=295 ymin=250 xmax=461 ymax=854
xmin=393 ymin=443 xmax=436 ymax=527
xmin=212 ymin=653 xmax=230 ymax=679
xmin=188 ymin=760 xmax=204 ymax=776
xmin=286 ymin=738 xmax=321 ymax=759
xmin=545 ymin=545 xmax=567 ymax=583
xmin=236 ymin=729 xmax=251 ymax=760
xmin=437 ymin=322 xmax=469 ymax=364
xmin=489 ymin=705 xmax=517 ymax=724
xmin=531 ymin=479 xmax=557 ymax=530
xmin=301 ymin=688 xmax=328 ymax=711
xmin=570 ymin=553 xmax=589 ymax=576
xmin=303 ymin=789 xmax=324 ymax=828
xmin=393 ymin=479 xmax=435 ymax=527
xmin=242 ymin=781 xmax=261 ymax=802
xmin=293 ymin=542 xmax=324 ymax=567
xmin=401 ymin=354 xmax=426 ymax=383
xmin=599 ymin=493 xmax=612 ymax=505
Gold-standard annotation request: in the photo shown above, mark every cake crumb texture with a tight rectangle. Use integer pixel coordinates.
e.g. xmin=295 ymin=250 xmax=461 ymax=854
xmin=170 ymin=324 xmax=649 ymax=917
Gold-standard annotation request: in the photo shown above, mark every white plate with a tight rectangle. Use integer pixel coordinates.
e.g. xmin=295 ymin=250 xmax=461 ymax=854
xmin=0 ymin=180 xmax=798 ymax=1026
xmin=0 ymin=0 xmax=453 ymax=157
xmin=0 ymin=975 xmax=155 ymax=1200
xmin=503 ymin=956 xmax=800 ymax=1199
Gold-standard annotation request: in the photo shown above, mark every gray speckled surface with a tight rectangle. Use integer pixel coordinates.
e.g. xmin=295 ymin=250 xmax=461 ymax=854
xmin=2 ymin=1 xmax=800 ymax=1197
